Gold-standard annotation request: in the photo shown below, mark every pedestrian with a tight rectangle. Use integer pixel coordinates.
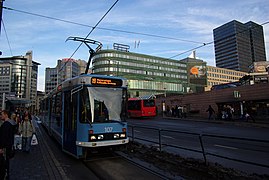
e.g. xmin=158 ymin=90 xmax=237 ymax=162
xmin=182 ymin=106 xmax=187 ymax=118
xmin=166 ymin=105 xmax=170 ymax=116
xmin=245 ymin=111 xmax=255 ymax=123
xmin=0 ymin=110 xmax=17 ymax=180
xmin=11 ymin=113 xmax=22 ymax=150
xmin=175 ymin=105 xmax=179 ymax=118
xmin=226 ymin=105 xmax=234 ymax=121
xmin=171 ymin=106 xmax=175 ymax=117
xmin=178 ymin=105 xmax=183 ymax=118
xmin=19 ymin=111 xmax=35 ymax=153
xmin=206 ymin=105 xmax=215 ymax=120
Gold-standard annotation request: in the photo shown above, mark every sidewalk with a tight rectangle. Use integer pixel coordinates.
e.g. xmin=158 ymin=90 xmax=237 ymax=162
xmin=9 ymin=119 xmax=67 ymax=180
xmin=163 ymin=115 xmax=269 ymax=128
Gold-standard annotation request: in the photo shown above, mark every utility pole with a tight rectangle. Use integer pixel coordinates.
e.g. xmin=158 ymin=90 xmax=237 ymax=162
xmin=0 ymin=0 xmax=4 ymax=35
xmin=0 ymin=0 xmax=4 ymax=56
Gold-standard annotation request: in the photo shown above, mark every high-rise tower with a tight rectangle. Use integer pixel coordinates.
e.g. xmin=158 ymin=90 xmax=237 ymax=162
xmin=213 ymin=20 xmax=266 ymax=72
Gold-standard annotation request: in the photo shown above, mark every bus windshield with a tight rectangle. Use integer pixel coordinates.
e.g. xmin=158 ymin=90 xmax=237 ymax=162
xmin=143 ymin=99 xmax=155 ymax=107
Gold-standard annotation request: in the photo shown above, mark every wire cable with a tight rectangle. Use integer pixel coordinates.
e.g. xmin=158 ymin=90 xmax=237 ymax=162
xmin=69 ymin=0 xmax=119 ymax=59
xmin=3 ymin=6 xmax=203 ymax=44
xmin=3 ymin=6 xmax=269 ymax=60
xmin=58 ymin=0 xmax=119 ymax=73
xmin=1 ymin=18 xmax=13 ymax=56
xmin=169 ymin=21 xmax=269 ymax=59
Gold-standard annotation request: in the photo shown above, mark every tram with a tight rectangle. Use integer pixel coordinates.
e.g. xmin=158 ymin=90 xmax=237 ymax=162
xmin=40 ymin=74 xmax=129 ymax=158
xmin=40 ymin=37 xmax=128 ymax=158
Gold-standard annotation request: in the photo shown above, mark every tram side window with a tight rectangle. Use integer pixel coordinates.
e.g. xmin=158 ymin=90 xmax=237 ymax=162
xmin=72 ymin=92 xmax=77 ymax=130
xmin=64 ymin=92 xmax=71 ymax=130
xmin=64 ymin=91 xmax=77 ymax=131
xmin=80 ymin=87 xmax=92 ymax=123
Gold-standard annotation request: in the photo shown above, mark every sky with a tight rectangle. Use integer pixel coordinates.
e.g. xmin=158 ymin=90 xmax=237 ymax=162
xmin=0 ymin=0 xmax=269 ymax=91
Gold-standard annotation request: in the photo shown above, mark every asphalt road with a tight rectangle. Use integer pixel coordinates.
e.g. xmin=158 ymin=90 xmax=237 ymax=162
xmin=127 ymin=116 xmax=269 ymax=175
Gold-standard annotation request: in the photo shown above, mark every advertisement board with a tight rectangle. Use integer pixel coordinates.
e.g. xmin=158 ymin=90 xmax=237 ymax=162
xmin=253 ymin=61 xmax=269 ymax=73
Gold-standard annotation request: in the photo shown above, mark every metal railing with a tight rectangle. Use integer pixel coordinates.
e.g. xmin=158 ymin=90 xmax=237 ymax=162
xmin=128 ymin=125 xmax=269 ymax=168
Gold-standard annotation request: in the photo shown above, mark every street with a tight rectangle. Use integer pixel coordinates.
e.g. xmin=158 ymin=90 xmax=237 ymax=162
xmin=127 ymin=116 xmax=269 ymax=175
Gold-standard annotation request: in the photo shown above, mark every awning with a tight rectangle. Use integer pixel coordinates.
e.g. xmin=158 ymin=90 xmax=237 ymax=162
xmin=6 ymin=97 xmax=31 ymax=105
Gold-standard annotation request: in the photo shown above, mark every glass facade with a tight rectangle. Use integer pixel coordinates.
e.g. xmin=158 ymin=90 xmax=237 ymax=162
xmin=213 ymin=20 xmax=266 ymax=72
xmin=0 ymin=51 xmax=40 ymax=110
xmin=92 ymin=50 xmax=188 ymax=97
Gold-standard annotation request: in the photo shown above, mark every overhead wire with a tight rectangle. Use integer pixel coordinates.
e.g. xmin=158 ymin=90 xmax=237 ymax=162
xmin=169 ymin=21 xmax=269 ymax=59
xmin=59 ymin=0 xmax=119 ymax=73
xmin=68 ymin=0 xmax=119 ymax=59
xmin=3 ymin=6 xmax=204 ymax=44
xmin=1 ymin=18 xmax=13 ymax=56
xmin=2 ymin=6 xmax=269 ymax=60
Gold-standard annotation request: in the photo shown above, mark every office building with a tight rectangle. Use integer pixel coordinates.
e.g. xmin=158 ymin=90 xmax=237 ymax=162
xmin=92 ymin=49 xmax=192 ymax=97
xmin=178 ymin=52 xmax=247 ymax=91
xmin=45 ymin=58 xmax=87 ymax=94
xmin=179 ymin=56 xmax=207 ymax=93
xmin=206 ymin=66 xmax=247 ymax=91
xmin=0 ymin=51 xmax=40 ymax=111
xmin=213 ymin=20 xmax=266 ymax=72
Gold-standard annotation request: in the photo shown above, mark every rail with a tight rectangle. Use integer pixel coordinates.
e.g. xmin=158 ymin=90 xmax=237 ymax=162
xmin=128 ymin=125 xmax=269 ymax=168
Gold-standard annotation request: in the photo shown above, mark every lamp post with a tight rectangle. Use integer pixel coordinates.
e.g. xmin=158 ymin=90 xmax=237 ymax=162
xmin=162 ymin=87 xmax=167 ymax=118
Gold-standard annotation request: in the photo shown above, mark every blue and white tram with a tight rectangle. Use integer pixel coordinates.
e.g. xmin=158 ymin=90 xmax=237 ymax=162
xmin=40 ymin=74 xmax=129 ymax=158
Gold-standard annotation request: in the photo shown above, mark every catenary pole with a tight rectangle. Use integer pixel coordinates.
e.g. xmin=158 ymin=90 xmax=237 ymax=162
xmin=0 ymin=0 xmax=4 ymax=55
xmin=0 ymin=0 xmax=4 ymax=35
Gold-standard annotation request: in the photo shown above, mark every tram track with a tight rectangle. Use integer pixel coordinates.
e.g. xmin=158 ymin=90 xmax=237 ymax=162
xmin=38 ymin=117 xmax=169 ymax=179
xmin=83 ymin=151 xmax=172 ymax=180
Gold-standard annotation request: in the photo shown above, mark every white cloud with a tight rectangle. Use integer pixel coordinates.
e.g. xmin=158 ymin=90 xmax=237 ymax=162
xmin=1 ymin=0 xmax=269 ymax=92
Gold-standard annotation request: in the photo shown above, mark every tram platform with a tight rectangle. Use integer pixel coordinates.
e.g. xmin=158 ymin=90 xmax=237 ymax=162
xmin=9 ymin=116 xmax=97 ymax=180
xmin=9 ymin=118 xmax=67 ymax=180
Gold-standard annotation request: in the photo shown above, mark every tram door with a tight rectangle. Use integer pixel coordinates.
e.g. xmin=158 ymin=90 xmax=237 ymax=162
xmin=63 ymin=91 xmax=77 ymax=155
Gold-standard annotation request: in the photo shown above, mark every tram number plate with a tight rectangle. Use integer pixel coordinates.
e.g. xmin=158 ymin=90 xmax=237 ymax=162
xmin=105 ymin=127 xmax=113 ymax=133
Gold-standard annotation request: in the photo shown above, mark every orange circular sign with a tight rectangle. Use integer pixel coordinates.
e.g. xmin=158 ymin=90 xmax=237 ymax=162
xmin=190 ymin=67 xmax=199 ymax=75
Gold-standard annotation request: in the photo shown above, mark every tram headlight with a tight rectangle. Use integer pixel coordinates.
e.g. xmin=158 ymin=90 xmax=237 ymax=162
xmin=90 ymin=135 xmax=96 ymax=140
xmin=114 ymin=134 xmax=120 ymax=139
xmin=98 ymin=135 xmax=104 ymax=140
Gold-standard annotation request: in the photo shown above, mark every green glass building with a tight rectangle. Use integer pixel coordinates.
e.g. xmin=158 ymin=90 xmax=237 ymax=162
xmin=92 ymin=49 xmax=191 ymax=97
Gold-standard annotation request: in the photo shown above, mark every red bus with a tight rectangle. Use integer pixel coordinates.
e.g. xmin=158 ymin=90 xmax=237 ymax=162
xmin=127 ymin=98 xmax=156 ymax=118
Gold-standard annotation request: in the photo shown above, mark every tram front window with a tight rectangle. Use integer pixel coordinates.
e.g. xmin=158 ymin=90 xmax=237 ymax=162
xmin=80 ymin=87 xmax=125 ymax=123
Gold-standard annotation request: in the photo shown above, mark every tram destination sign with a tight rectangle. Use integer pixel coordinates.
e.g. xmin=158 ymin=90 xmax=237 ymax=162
xmin=91 ymin=77 xmax=122 ymax=87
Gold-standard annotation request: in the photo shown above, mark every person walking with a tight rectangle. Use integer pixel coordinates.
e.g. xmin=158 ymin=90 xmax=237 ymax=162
xmin=0 ymin=110 xmax=17 ymax=180
xmin=182 ymin=106 xmax=187 ymax=118
xmin=206 ymin=105 xmax=215 ymax=120
xmin=19 ymin=111 xmax=35 ymax=153
xmin=11 ymin=113 xmax=22 ymax=150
